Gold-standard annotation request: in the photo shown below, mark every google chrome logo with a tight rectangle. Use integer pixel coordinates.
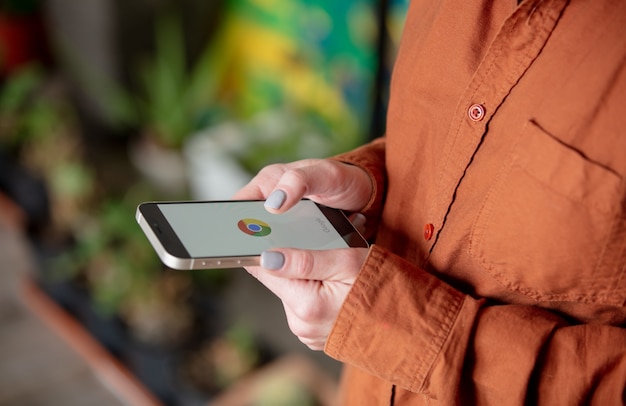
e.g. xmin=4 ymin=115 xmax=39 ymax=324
xmin=237 ymin=218 xmax=271 ymax=237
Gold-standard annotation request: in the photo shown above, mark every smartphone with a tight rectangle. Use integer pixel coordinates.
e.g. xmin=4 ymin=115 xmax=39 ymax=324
xmin=136 ymin=199 xmax=368 ymax=270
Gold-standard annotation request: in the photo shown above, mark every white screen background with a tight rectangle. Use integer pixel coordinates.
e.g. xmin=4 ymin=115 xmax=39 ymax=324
xmin=158 ymin=200 xmax=349 ymax=257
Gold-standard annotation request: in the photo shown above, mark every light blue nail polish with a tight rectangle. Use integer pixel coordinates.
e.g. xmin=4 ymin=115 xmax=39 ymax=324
xmin=261 ymin=251 xmax=284 ymax=270
xmin=265 ymin=189 xmax=286 ymax=210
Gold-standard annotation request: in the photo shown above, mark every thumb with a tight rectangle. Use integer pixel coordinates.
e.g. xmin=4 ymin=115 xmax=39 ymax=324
xmin=263 ymin=163 xmax=329 ymax=213
xmin=260 ymin=247 xmax=367 ymax=282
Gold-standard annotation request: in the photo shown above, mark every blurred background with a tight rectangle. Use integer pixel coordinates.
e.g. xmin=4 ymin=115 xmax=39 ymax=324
xmin=0 ymin=0 xmax=408 ymax=404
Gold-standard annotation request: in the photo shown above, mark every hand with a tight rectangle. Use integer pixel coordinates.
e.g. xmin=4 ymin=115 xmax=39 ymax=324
xmin=235 ymin=159 xmax=372 ymax=350
xmin=247 ymin=246 xmax=369 ymax=350
xmin=232 ymin=159 xmax=372 ymax=213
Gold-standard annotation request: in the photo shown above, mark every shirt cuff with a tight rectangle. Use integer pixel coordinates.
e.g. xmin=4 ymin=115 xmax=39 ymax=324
xmin=325 ymin=244 xmax=468 ymax=392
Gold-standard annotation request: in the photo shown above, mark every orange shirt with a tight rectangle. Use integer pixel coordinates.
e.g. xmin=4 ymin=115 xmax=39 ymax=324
xmin=328 ymin=0 xmax=626 ymax=404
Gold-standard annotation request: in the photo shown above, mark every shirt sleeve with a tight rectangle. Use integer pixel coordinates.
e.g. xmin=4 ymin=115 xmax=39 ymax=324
xmin=325 ymin=244 xmax=626 ymax=404
xmin=331 ymin=136 xmax=387 ymax=240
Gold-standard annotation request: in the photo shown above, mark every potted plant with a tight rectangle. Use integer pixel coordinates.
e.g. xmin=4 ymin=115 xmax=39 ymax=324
xmin=54 ymin=191 xmax=197 ymax=330
xmin=108 ymin=13 xmax=226 ymax=197
xmin=0 ymin=64 xmax=96 ymax=254
xmin=52 ymin=184 xmax=238 ymax=401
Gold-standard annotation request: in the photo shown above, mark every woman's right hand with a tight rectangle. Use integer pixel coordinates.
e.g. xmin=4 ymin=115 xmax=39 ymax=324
xmin=232 ymin=159 xmax=373 ymax=214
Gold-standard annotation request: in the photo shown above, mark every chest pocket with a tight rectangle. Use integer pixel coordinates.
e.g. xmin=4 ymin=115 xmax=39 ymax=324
xmin=469 ymin=120 xmax=626 ymax=306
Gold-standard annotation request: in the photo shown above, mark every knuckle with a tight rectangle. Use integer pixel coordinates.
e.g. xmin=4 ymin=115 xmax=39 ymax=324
xmin=282 ymin=168 xmax=309 ymax=190
xmin=258 ymin=163 xmax=288 ymax=180
xmin=320 ymin=160 xmax=344 ymax=183
xmin=319 ymin=159 xmax=341 ymax=176
xmin=289 ymin=250 xmax=316 ymax=279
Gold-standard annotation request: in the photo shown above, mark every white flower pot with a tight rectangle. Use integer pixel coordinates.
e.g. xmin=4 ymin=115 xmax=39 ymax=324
xmin=184 ymin=124 xmax=252 ymax=200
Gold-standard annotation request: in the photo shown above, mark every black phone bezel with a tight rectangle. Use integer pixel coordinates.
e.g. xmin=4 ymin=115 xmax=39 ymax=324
xmin=138 ymin=202 xmax=191 ymax=259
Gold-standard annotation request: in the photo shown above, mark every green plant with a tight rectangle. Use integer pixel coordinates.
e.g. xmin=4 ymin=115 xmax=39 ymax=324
xmin=0 ymin=65 xmax=57 ymax=146
xmin=131 ymin=15 xmax=223 ymax=148
xmin=59 ymin=202 xmax=195 ymax=348
xmin=84 ymin=198 xmax=163 ymax=315
xmin=0 ymin=65 xmax=96 ymax=235
xmin=51 ymin=11 xmax=225 ymax=150
xmin=73 ymin=13 xmax=225 ymax=150
xmin=53 ymin=184 xmax=232 ymax=347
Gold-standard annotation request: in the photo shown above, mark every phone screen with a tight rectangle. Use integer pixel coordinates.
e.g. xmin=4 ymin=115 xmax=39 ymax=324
xmin=156 ymin=200 xmax=352 ymax=257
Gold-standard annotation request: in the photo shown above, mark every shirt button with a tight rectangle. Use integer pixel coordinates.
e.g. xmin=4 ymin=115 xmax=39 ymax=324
xmin=423 ymin=223 xmax=434 ymax=241
xmin=468 ymin=104 xmax=486 ymax=121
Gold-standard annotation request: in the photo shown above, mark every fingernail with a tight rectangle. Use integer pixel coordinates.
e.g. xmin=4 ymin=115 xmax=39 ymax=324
xmin=265 ymin=189 xmax=286 ymax=210
xmin=261 ymin=251 xmax=284 ymax=270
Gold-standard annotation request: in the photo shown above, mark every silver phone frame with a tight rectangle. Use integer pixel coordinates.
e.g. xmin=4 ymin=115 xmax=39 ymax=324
xmin=136 ymin=201 xmax=367 ymax=270
xmin=136 ymin=207 xmax=262 ymax=270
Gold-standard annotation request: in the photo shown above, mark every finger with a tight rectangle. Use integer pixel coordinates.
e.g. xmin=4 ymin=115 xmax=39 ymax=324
xmin=233 ymin=159 xmax=321 ymax=200
xmin=262 ymin=161 xmax=327 ymax=213
xmin=231 ymin=182 xmax=267 ymax=200
xmin=264 ymin=160 xmax=370 ymax=213
xmin=245 ymin=248 xmax=366 ymax=311
xmin=246 ymin=262 xmax=323 ymax=305
xmin=231 ymin=164 xmax=289 ymax=200
xmin=232 ymin=160 xmax=326 ymax=204
xmin=245 ymin=266 xmax=332 ymax=344
xmin=244 ymin=265 xmax=290 ymax=300
xmin=260 ymin=247 xmax=367 ymax=282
